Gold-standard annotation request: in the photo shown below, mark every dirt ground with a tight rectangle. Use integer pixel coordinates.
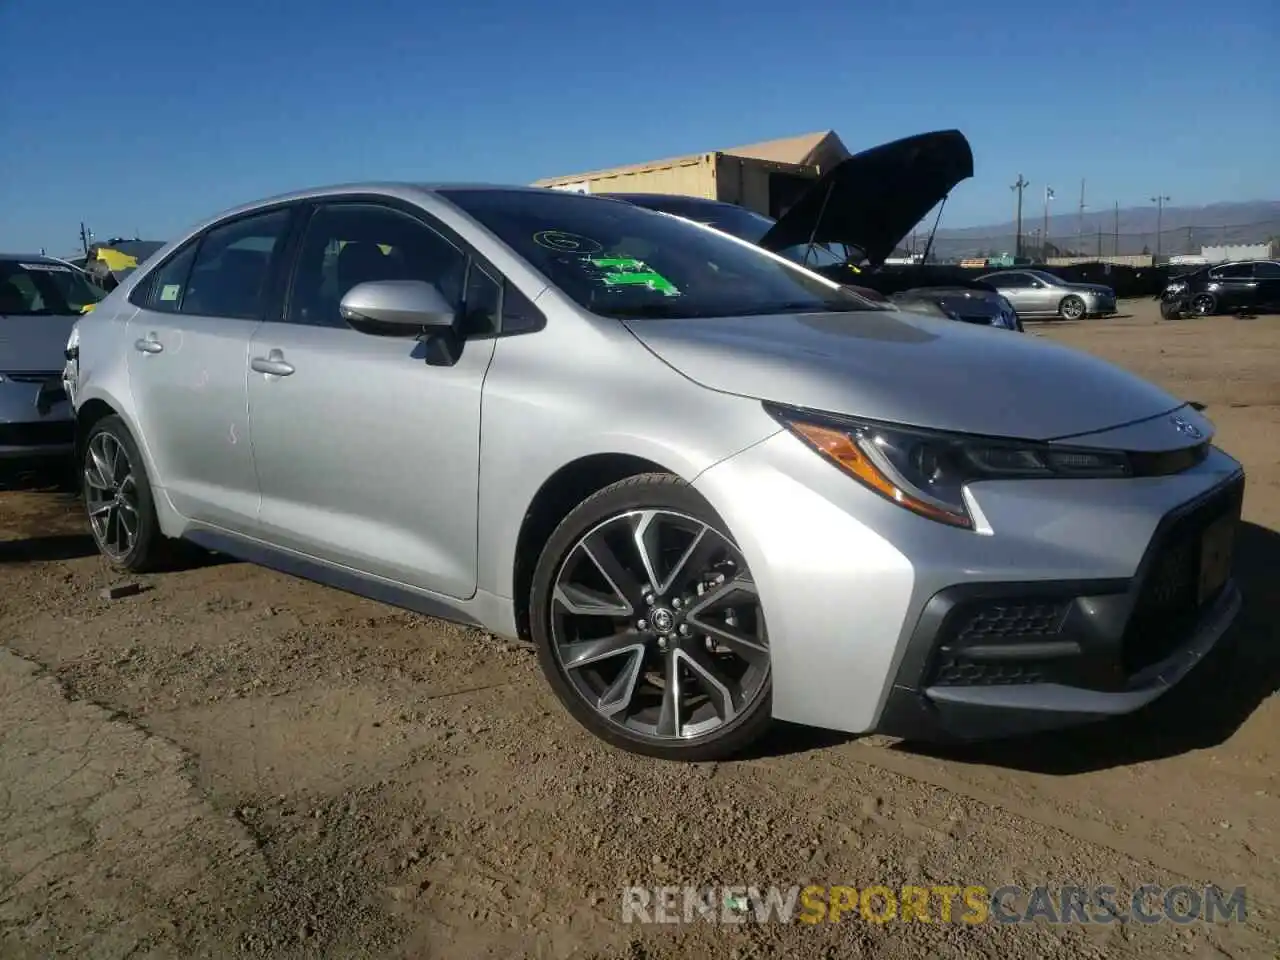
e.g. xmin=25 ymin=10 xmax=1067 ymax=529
xmin=2 ymin=299 xmax=1278 ymax=959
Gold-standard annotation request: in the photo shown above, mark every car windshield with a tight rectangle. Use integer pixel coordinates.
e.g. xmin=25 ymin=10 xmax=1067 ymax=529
xmin=0 ymin=260 xmax=104 ymax=316
xmin=440 ymin=189 xmax=873 ymax=319
xmin=644 ymin=203 xmax=852 ymax=269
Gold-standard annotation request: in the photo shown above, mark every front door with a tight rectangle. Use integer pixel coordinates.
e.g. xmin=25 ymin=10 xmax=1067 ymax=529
xmin=246 ymin=201 xmax=497 ymax=599
xmin=124 ymin=207 xmax=294 ymax=532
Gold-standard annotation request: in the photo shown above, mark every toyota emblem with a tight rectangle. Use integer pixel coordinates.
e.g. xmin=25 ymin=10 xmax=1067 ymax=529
xmin=1170 ymin=415 xmax=1203 ymax=440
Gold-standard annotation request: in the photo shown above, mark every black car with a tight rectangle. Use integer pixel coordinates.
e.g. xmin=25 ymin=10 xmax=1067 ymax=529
xmin=1160 ymin=259 xmax=1280 ymax=318
xmin=601 ymin=130 xmax=1021 ymax=332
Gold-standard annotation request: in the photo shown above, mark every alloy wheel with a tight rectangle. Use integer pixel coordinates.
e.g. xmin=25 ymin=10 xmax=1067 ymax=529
xmin=1061 ymin=297 xmax=1086 ymax=320
xmin=84 ymin=431 xmax=140 ymax=560
xmin=550 ymin=509 xmax=769 ymax=742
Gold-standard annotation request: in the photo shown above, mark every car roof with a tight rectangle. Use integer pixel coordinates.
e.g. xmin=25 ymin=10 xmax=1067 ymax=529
xmin=0 ymin=253 xmax=64 ymax=263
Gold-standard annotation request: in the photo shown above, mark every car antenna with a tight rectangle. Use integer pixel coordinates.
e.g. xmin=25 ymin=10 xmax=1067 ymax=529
xmin=918 ymin=195 xmax=949 ymax=265
xmin=801 ymin=179 xmax=838 ymax=268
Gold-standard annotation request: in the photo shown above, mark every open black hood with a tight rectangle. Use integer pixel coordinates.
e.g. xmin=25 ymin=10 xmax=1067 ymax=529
xmin=757 ymin=129 xmax=974 ymax=268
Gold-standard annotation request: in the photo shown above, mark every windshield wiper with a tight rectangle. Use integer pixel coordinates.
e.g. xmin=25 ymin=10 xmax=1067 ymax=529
xmin=755 ymin=299 xmax=865 ymax=315
xmin=603 ymin=303 xmax=722 ymax=319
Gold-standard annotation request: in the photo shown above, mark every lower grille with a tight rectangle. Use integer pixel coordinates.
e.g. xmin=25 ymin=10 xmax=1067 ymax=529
xmin=928 ymin=599 xmax=1071 ymax=687
xmin=932 ymin=658 xmax=1053 ymax=686
xmin=1121 ymin=480 xmax=1242 ymax=674
xmin=2 ymin=371 xmax=62 ymax=383
xmin=0 ymin=421 xmax=74 ymax=447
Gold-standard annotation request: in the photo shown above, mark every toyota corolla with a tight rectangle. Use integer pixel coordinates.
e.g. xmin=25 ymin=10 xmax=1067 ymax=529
xmin=63 ymin=184 xmax=1243 ymax=760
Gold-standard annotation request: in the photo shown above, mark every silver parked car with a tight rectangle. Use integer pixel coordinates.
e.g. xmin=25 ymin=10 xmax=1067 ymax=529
xmin=979 ymin=268 xmax=1116 ymax=320
xmin=1 ymin=255 xmax=102 ymax=460
xmin=64 ymin=184 xmax=1243 ymax=761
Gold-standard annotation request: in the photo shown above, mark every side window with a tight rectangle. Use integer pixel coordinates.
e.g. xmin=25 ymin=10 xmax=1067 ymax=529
xmin=180 ymin=208 xmax=292 ymax=319
xmin=287 ymin=203 xmax=467 ymax=329
xmin=1249 ymin=261 xmax=1280 ymax=278
xmin=501 ymin=280 xmax=545 ymax=334
xmin=1213 ymin=263 xmax=1253 ymax=280
xmin=139 ymin=241 xmax=199 ymax=313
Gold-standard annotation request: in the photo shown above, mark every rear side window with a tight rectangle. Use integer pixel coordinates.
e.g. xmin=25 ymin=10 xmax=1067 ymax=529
xmin=1250 ymin=261 xmax=1280 ymax=278
xmin=141 ymin=242 xmax=199 ymax=313
xmin=1213 ymin=263 xmax=1253 ymax=280
xmin=181 ymin=208 xmax=293 ymax=319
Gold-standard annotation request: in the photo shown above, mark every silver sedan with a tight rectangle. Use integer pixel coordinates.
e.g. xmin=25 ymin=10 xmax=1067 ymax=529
xmin=979 ymin=269 xmax=1116 ymax=320
xmin=65 ymin=184 xmax=1240 ymax=761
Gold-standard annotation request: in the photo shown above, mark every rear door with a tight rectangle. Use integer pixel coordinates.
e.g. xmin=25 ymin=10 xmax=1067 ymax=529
xmin=1208 ymin=262 xmax=1256 ymax=310
xmin=245 ymin=199 xmax=499 ymax=599
xmin=1249 ymin=260 xmax=1280 ymax=311
xmin=124 ymin=206 xmax=297 ymax=532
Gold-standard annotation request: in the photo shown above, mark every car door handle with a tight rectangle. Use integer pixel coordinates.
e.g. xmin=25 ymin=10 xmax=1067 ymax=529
xmin=251 ymin=353 xmax=295 ymax=377
xmin=134 ymin=336 xmax=163 ymax=354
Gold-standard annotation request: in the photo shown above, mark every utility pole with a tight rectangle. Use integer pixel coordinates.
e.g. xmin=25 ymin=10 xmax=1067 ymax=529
xmin=1011 ymin=174 xmax=1029 ymax=258
xmin=1042 ymin=185 xmax=1054 ymax=260
xmin=1151 ymin=195 xmax=1170 ymax=259
xmin=79 ymin=222 xmax=90 ymax=257
xmin=1098 ymin=226 xmax=1104 ymax=258
xmin=1113 ymin=201 xmax=1120 ymax=257
xmin=1077 ymin=179 xmax=1086 ymax=256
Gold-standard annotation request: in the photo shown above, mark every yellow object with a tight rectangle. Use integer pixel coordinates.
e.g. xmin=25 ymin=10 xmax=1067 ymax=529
xmin=80 ymin=304 xmax=96 ymax=314
xmin=95 ymin=247 xmax=138 ymax=271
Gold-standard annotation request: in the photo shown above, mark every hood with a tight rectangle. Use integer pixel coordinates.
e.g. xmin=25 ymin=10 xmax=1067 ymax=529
xmin=0 ymin=313 xmax=78 ymax=374
xmin=757 ymin=129 xmax=974 ymax=268
xmin=624 ymin=309 xmax=1184 ymax=441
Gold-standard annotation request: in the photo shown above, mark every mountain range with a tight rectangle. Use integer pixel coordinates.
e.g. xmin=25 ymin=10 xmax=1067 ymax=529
xmin=916 ymin=200 xmax=1280 ymax=260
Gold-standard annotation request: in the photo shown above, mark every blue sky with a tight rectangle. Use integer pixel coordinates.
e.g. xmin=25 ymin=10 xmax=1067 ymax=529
xmin=2 ymin=0 xmax=1276 ymax=254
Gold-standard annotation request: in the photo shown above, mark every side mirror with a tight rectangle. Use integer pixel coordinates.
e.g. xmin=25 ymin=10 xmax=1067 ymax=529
xmin=339 ymin=280 xmax=456 ymax=336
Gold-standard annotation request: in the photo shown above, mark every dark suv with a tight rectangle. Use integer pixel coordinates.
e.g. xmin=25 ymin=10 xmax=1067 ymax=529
xmin=1161 ymin=259 xmax=1280 ymax=318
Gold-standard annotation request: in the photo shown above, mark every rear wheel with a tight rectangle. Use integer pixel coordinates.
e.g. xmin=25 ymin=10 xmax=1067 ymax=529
xmin=1058 ymin=295 xmax=1087 ymax=320
xmin=82 ymin=415 xmax=184 ymax=572
xmin=530 ymin=474 xmax=773 ymax=761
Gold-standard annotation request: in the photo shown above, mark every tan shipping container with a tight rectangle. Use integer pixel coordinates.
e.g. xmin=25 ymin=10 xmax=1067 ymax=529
xmin=533 ymin=152 xmax=821 ymax=219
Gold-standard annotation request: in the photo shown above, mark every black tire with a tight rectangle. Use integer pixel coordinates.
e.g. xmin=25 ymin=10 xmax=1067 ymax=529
xmin=81 ymin=415 xmax=186 ymax=573
xmin=530 ymin=473 xmax=773 ymax=762
xmin=1159 ymin=300 xmax=1183 ymax=320
xmin=1058 ymin=295 xmax=1087 ymax=320
xmin=1190 ymin=293 xmax=1217 ymax=317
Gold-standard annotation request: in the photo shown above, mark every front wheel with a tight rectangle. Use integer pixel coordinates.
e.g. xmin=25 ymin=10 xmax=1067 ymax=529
xmin=530 ymin=474 xmax=773 ymax=761
xmin=1190 ymin=293 xmax=1217 ymax=317
xmin=1058 ymin=295 xmax=1087 ymax=320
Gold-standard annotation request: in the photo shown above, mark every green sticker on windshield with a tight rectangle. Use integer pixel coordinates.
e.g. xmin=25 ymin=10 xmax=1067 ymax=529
xmin=588 ymin=257 xmax=681 ymax=297
xmin=160 ymin=284 xmax=181 ymax=301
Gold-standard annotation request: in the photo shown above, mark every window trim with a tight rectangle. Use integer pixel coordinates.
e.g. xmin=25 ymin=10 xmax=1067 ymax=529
xmin=277 ymin=194 xmax=545 ymax=337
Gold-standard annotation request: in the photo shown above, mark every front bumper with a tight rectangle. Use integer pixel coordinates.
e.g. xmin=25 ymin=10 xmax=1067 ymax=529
xmin=694 ymin=427 xmax=1246 ymax=740
xmin=0 ymin=376 xmax=75 ymax=460
xmin=1085 ymin=293 xmax=1117 ymax=316
xmin=876 ymin=473 xmax=1244 ymax=741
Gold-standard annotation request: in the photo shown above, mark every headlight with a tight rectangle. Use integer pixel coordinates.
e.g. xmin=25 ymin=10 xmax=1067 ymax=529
xmin=768 ymin=406 xmax=1132 ymax=529
xmin=65 ymin=325 xmax=80 ymax=360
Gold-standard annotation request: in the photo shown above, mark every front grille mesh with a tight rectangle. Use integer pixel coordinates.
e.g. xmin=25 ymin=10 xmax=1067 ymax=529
xmin=933 ymin=658 xmax=1049 ymax=686
xmin=954 ymin=602 xmax=1068 ymax=645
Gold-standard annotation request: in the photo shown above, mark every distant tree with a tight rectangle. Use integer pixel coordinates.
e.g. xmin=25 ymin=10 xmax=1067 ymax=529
xmin=1141 ymin=244 xmax=1151 ymax=256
